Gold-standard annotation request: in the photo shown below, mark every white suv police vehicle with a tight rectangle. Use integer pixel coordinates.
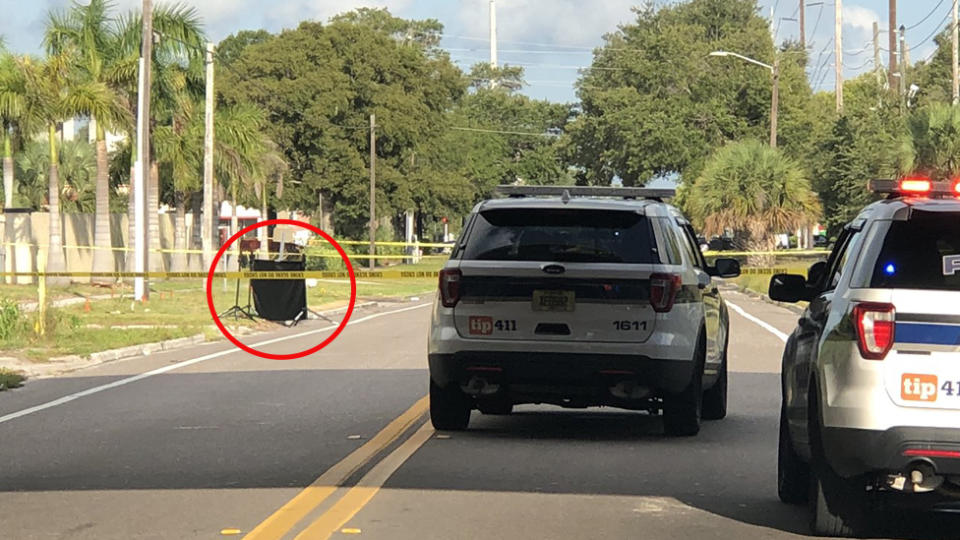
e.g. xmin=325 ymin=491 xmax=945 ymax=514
xmin=772 ymin=178 xmax=960 ymax=536
xmin=428 ymin=186 xmax=741 ymax=436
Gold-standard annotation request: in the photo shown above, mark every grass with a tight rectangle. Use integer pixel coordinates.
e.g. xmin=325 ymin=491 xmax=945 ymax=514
xmin=0 ymin=259 xmax=445 ymax=363
xmin=0 ymin=368 xmax=25 ymax=390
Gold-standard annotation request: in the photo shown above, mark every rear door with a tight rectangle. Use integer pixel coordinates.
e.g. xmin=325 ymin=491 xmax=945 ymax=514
xmin=854 ymin=211 xmax=960 ymax=410
xmin=452 ymin=206 xmax=665 ymax=343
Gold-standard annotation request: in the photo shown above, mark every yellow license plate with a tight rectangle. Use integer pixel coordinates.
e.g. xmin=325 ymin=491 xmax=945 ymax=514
xmin=532 ymin=290 xmax=575 ymax=312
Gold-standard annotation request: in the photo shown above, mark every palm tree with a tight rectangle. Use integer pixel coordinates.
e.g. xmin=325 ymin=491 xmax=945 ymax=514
xmin=686 ymin=140 xmax=820 ymax=264
xmin=0 ymin=50 xmax=26 ymax=209
xmin=153 ymin=101 xmax=271 ymax=271
xmin=114 ymin=3 xmax=204 ymax=272
xmin=45 ymin=0 xmax=132 ymax=279
xmin=16 ymin=52 xmax=84 ymax=285
xmin=900 ymin=103 xmax=960 ymax=179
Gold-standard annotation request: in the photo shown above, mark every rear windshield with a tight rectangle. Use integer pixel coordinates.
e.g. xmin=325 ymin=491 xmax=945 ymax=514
xmin=461 ymin=208 xmax=658 ymax=263
xmin=868 ymin=212 xmax=960 ymax=290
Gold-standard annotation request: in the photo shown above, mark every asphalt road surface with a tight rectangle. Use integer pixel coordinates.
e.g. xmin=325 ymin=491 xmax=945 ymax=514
xmin=1 ymin=291 xmax=957 ymax=539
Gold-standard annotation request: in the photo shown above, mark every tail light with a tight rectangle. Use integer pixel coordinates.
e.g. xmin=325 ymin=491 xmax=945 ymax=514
xmin=853 ymin=302 xmax=895 ymax=360
xmin=439 ymin=268 xmax=462 ymax=307
xmin=650 ymin=273 xmax=682 ymax=313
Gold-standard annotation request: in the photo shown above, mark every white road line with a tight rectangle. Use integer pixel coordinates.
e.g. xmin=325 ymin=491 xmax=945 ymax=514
xmin=0 ymin=302 xmax=432 ymax=425
xmin=727 ymin=300 xmax=789 ymax=343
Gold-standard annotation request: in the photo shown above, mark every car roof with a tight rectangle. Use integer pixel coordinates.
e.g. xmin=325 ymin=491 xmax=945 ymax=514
xmin=474 ymin=197 xmax=683 ymax=219
xmin=857 ymin=196 xmax=960 ymax=222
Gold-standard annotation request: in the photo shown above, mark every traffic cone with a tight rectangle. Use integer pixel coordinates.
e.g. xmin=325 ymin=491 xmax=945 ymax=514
xmin=83 ymin=298 xmax=91 ymax=312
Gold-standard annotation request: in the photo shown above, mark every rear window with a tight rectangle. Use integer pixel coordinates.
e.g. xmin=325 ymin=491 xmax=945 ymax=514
xmin=461 ymin=208 xmax=658 ymax=263
xmin=868 ymin=213 xmax=960 ymax=290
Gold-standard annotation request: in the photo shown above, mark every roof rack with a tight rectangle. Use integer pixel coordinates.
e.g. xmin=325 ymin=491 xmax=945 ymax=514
xmin=495 ymin=185 xmax=676 ymax=200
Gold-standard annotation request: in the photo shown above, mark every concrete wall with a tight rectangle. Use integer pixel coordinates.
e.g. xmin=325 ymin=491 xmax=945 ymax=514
xmin=1 ymin=212 xmax=206 ymax=284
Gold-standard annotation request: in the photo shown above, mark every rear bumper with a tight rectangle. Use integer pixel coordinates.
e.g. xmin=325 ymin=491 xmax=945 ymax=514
xmin=822 ymin=426 xmax=960 ymax=478
xmin=428 ymin=351 xmax=694 ymax=397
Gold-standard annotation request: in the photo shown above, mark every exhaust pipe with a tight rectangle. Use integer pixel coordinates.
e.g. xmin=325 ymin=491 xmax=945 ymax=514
xmin=461 ymin=376 xmax=500 ymax=396
xmin=888 ymin=461 xmax=943 ymax=493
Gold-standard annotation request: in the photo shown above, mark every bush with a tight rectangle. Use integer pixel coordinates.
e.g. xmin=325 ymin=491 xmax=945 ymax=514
xmin=0 ymin=298 xmax=26 ymax=342
xmin=0 ymin=368 xmax=25 ymax=390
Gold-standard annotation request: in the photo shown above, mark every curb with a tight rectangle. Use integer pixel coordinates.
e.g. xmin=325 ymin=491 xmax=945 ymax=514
xmin=86 ymin=334 xmax=207 ymax=364
xmin=40 ymin=299 xmax=393 ymax=374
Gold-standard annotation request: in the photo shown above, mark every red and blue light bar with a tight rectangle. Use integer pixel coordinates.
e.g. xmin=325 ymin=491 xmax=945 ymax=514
xmin=869 ymin=176 xmax=960 ymax=197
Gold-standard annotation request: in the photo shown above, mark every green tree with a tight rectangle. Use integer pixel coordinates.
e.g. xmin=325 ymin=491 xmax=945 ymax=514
xmin=218 ymin=10 xmax=464 ymax=237
xmin=687 ymin=140 xmax=820 ymax=258
xmin=811 ymin=74 xmax=909 ymax=235
xmin=568 ymin=0 xmax=814 ymax=186
xmin=45 ymin=0 xmax=133 ymax=276
xmin=901 ymin=103 xmax=960 ymax=179
xmin=0 ymin=50 xmax=26 ymax=208
xmin=16 ymin=53 xmax=87 ymax=284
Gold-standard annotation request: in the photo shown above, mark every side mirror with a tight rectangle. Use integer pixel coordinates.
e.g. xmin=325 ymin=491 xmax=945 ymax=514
xmin=768 ymin=274 xmax=810 ymax=303
xmin=708 ymin=258 xmax=741 ymax=278
xmin=807 ymin=261 xmax=827 ymax=286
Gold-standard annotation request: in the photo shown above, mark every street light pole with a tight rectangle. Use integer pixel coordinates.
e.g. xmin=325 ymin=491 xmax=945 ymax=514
xmin=709 ymin=51 xmax=779 ymax=148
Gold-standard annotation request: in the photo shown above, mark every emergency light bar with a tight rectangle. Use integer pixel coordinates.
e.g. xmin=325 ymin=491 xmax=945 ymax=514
xmin=496 ymin=185 xmax=676 ymax=200
xmin=868 ymin=177 xmax=960 ymax=197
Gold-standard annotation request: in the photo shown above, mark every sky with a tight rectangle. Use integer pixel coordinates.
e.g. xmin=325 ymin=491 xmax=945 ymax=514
xmin=0 ymin=0 xmax=949 ymax=103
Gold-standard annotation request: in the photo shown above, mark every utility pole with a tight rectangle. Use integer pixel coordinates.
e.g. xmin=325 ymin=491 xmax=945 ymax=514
xmin=835 ymin=0 xmax=844 ymax=114
xmin=134 ymin=0 xmax=153 ymax=301
xmin=873 ymin=22 xmax=882 ymax=80
xmin=953 ymin=0 xmax=959 ymax=104
xmin=873 ymin=21 xmax=884 ymax=105
xmin=902 ymin=25 xmax=910 ymax=66
xmin=889 ymin=0 xmax=898 ymax=92
xmin=489 ymin=0 xmax=498 ymax=89
xmin=771 ymin=57 xmax=780 ymax=148
xmin=899 ymin=25 xmax=908 ymax=104
xmin=799 ymin=0 xmax=806 ymax=50
xmin=368 ymin=114 xmax=376 ymax=271
xmin=489 ymin=0 xmax=498 ymax=68
xmin=202 ymin=43 xmax=215 ymax=268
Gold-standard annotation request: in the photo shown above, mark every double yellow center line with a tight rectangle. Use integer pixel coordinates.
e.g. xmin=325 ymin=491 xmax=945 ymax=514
xmin=243 ymin=396 xmax=432 ymax=539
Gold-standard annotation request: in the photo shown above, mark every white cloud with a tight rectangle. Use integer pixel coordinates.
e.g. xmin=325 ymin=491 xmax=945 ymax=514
xmin=111 ymin=0 xmax=412 ymax=40
xmin=457 ymin=0 xmax=636 ymax=48
xmin=842 ymin=4 xmax=882 ymax=33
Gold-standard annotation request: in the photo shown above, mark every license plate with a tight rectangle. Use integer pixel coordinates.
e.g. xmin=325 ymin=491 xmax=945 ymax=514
xmin=532 ymin=290 xmax=575 ymax=312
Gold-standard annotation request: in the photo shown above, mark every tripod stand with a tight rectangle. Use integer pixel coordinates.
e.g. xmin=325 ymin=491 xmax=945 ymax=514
xmin=218 ymin=250 xmax=257 ymax=321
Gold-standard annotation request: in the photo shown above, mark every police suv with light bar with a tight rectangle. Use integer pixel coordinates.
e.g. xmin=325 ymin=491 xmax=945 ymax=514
xmin=427 ymin=186 xmax=741 ymax=436
xmin=772 ymin=176 xmax=960 ymax=536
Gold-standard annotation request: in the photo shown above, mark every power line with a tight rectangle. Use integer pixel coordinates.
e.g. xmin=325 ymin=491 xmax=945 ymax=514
xmin=906 ymin=0 xmax=947 ymax=30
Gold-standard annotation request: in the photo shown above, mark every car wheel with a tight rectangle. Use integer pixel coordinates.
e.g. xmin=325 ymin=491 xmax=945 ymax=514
xmin=778 ymin=404 xmax=810 ymax=504
xmin=701 ymin=344 xmax=727 ymax=420
xmin=807 ymin=385 xmax=873 ymax=537
xmin=430 ymin=379 xmax=471 ymax=431
xmin=477 ymin=400 xmax=513 ymax=415
xmin=809 ymin=471 xmax=857 ymax=537
xmin=663 ymin=331 xmax=705 ymax=437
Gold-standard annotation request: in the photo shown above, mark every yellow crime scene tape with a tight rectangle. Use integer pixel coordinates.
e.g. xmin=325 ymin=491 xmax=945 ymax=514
xmin=0 ymin=242 xmax=449 ymax=259
xmin=0 ymin=270 xmax=442 ymax=280
xmin=703 ymin=250 xmax=828 ymax=257
xmin=0 ymin=266 xmax=796 ymax=280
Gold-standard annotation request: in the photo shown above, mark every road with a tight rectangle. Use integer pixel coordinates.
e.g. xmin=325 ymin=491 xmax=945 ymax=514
xmin=0 ymin=291 xmax=955 ymax=539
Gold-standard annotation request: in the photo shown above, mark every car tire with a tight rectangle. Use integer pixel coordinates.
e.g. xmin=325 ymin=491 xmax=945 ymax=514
xmin=807 ymin=384 xmax=873 ymax=537
xmin=701 ymin=343 xmax=727 ymax=421
xmin=477 ymin=400 xmax=513 ymax=415
xmin=778 ymin=404 xmax=810 ymax=504
xmin=430 ymin=379 xmax=471 ymax=431
xmin=809 ymin=471 xmax=857 ymax=537
xmin=663 ymin=331 xmax=705 ymax=437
